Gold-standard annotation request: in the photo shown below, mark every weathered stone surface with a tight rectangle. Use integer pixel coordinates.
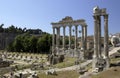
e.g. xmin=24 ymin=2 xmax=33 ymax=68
xmin=51 ymin=16 xmax=87 ymax=60
xmin=93 ymin=6 xmax=109 ymax=71
xmin=0 ymin=58 xmax=12 ymax=68
xmin=46 ymin=69 xmax=57 ymax=75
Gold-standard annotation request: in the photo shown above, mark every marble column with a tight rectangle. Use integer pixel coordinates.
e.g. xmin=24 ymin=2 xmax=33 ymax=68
xmin=98 ymin=16 xmax=102 ymax=58
xmin=93 ymin=15 xmax=98 ymax=69
xmin=75 ymin=25 xmax=78 ymax=49
xmin=56 ymin=27 xmax=60 ymax=48
xmin=63 ymin=26 xmax=66 ymax=50
xmin=104 ymin=14 xmax=110 ymax=68
xmin=58 ymin=27 xmax=60 ymax=47
xmin=69 ymin=26 xmax=72 ymax=49
xmin=84 ymin=25 xmax=87 ymax=50
xmin=83 ymin=25 xmax=87 ymax=59
xmin=81 ymin=26 xmax=84 ymax=50
xmin=56 ymin=28 xmax=58 ymax=48
xmin=52 ymin=27 xmax=55 ymax=52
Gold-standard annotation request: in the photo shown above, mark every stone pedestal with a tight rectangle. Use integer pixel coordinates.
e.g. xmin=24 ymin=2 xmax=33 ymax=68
xmin=92 ymin=55 xmax=98 ymax=70
xmin=80 ymin=50 xmax=85 ymax=61
xmin=104 ymin=56 xmax=110 ymax=69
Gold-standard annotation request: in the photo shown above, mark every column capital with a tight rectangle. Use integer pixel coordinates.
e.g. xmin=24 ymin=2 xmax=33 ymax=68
xmin=63 ymin=26 xmax=66 ymax=28
xmin=69 ymin=25 xmax=72 ymax=28
xmin=82 ymin=25 xmax=87 ymax=27
xmin=104 ymin=14 xmax=109 ymax=20
xmin=52 ymin=27 xmax=55 ymax=29
xmin=57 ymin=27 xmax=60 ymax=29
xmin=84 ymin=25 xmax=88 ymax=27
xmin=75 ymin=25 xmax=78 ymax=27
xmin=93 ymin=15 xmax=100 ymax=20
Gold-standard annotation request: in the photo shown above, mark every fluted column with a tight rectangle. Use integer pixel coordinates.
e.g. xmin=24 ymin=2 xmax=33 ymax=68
xmin=75 ymin=25 xmax=78 ymax=49
xmin=81 ymin=26 xmax=84 ymax=50
xmin=56 ymin=27 xmax=60 ymax=48
xmin=82 ymin=25 xmax=87 ymax=59
xmin=104 ymin=14 xmax=109 ymax=68
xmin=63 ymin=26 xmax=66 ymax=50
xmin=58 ymin=27 xmax=60 ymax=47
xmin=84 ymin=25 xmax=87 ymax=50
xmin=104 ymin=14 xmax=109 ymax=57
xmin=69 ymin=26 xmax=72 ymax=49
xmin=93 ymin=15 xmax=98 ymax=69
xmin=93 ymin=16 xmax=98 ymax=57
xmin=52 ymin=27 xmax=55 ymax=49
xmin=98 ymin=16 xmax=102 ymax=58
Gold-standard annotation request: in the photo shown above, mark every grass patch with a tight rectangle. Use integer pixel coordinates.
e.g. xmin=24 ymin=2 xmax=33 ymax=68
xmin=53 ymin=57 xmax=76 ymax=68
xmin=111 ymin=57 xmax=120 ymax=63
xmin=14 ymin=64 xmax=31 ymax=70
xmin=92 ymin=67 xmax=120 ymax=78
xmin=38 ymin=70 xmax=79 ymax=78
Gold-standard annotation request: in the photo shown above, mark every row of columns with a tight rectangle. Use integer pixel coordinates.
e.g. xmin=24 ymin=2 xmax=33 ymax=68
xmin=93 ymin=13 xmax=109 ymax=69
xmin=52 ymin=25 xmax=87 ymax=55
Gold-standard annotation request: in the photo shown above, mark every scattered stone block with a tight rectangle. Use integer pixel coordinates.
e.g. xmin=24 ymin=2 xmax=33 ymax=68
xmin=46 ymin=69 xmax=57 ymax=75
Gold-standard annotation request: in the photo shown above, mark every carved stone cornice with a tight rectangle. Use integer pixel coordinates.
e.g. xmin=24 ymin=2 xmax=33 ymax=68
xmin=51 ymin=16 xmax=86 ymax=27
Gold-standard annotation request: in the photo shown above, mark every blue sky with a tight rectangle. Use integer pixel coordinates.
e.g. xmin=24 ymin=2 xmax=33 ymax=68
xmin=0 ymin=0 xmax=120 ymax=35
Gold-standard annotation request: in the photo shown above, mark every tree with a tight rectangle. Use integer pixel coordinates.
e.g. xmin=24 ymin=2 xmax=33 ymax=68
xmin=37 ymin=34 xmax=52 ymax=54
xmin=6 ymin=30 xmax=52 ymax=53
xmin=13 ymin=35 xmax=24 ymax=52
xmin=22 ymin=34 xmax=30 ymax=52
xmin=0 ymin=24 xmax=4 ymax=32
xmin=65 ymin=37 xmax=69 ymax=45
xmin=6 ymin=42 xmax=14 ymax=52
xmin=8 ymin=25 xmax=16 ymax=33
xmin=29 ymin=35 xmax=38 ymax=53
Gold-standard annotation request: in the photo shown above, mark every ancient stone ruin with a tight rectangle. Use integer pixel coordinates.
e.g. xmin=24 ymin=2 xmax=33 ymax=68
xmin=50 ymin=16 xmax=88 ymax=64
xmin=0 ymin=58 xmax=10 ymax=68
xmin=0 ymin=53 xmax=13 ymax=68
xmin=92 ymin=6 xmax=110 ymax=72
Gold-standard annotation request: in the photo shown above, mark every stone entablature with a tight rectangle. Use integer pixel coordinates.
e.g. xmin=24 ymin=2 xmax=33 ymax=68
xmin=51 ymin=16 xmax=86 ymax=28
xmin=93 ymin=6 xmax=107 ymax=16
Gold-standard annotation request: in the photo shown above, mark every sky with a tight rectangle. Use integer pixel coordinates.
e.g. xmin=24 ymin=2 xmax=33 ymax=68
xmin=0 ymin=0 xmax=120 ymax=35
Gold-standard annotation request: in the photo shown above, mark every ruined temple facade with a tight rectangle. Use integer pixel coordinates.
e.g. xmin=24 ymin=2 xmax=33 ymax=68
xmin=51 ymin=16 xmax=87 ymax=59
